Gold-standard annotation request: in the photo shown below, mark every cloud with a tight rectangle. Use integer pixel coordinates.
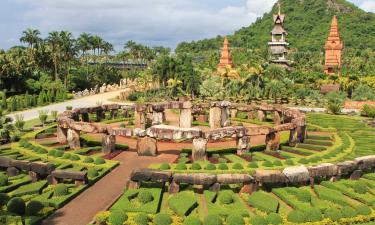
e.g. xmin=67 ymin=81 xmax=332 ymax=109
xmin=360 ymin=1 xmax=375 ymax=12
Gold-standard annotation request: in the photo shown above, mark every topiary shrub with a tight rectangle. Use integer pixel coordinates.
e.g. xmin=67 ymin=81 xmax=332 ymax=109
xmin=138 ymin=190 xmax=154 ymax=204
xmin=191 ymin=163 xmax=202 ymax=170
xmin=54 ymin=184 xmax=69 ymax=197
xmin=176 ymin=164 xmax=187 ymax=170
xmin=287 ymin=210 xmax=305 ymax=223
xmin=355 ymin=204 xmax=372 ymax=216
xmin=95 ymin=157 xmax=105 ymax=165
xmin=226 ymin=214 xmax=244 ymax=225
xmin=153 ymin=213 xmax=172 ymax=225
xmin=248 ymin=162 xmax=258 ymax=168
xmin=306 ymin=207 xmax=322 ymax=222
xmin=38 ymin=148 xmax=48 ymax=154
xmin=298 ymin=158 xmax=308 ymax=164
xmin=159 ymin=163 xmax=171 ymax=170
xmin=232 ymin=163 xmax=243 ymax=170
xmin=83 ymin=157 xmax=94 ymax=163
xmin=48 ymin=150 xmax=57 ymax=156
xmin=266 ymin=213 xmax=282 ymax=225
xmin=217 ymin=163 xmax=228 ymax=170
xmin=353 ymin=181 xmax=368 ymax=194
xmin=250 ymin=215 xmax=267 ymax=225
xmin=285 ymin=159 xmax=295 ymax=166
xmin=342 ymin=206 xmax=357 ymax=218
xmin=25 ymin=200 xmax=44 ymax=216
xmin=273 ymin=160 xmax=282 ymax=166
xmin=109 ymin=210 xmax=128 ymax=225
xmin=218 ymin=158 xmax=228 ymax=163
xmin=54 ymin=150 xmax=64 ymax=157
xmin=296 ymin=190 xmax=311 ymax=203
xmin=212 ymin=154 xmax=220 ymax=159
xmin=135 ymin=212 xmax=149 ymax=225
xmin=0 ymin=193 xmax=9 ymax=207
xmin=0 ymin=174 xmax=8 ymax=186
xmin=87 ymin=168 xmax=99 ymax=178
xmin=218 ymin=192 xmax=233 ymax=205
xmin=178 ymin=157 xmax=190 ymax=164
xmin=7 ymin=197 xmax=25 ymax=215
xmin=62 ymin=153 xmax=71 ymax=159
xmin=262 ymin=161 xmax=273 ymax=167
xmin=70 ymin=154 xmax=80 ymax=161
xmin=203 ymin=214 xmax=222 ymax=225
xmin=184 ymin=216 xmax=201 ymax=225
xmin=324 ymin=207 xmax=342 ymax=221
xmin=205 ymin=164 xmax=216 ymax=170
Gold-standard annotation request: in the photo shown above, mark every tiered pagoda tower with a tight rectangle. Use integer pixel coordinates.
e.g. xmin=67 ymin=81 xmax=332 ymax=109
xmin=324 ymin=16 xmax=344 ymax=75
xmin=268 ymin=3 xmax=291 ymax=68
xmin=217 ymin=37 xmax=234 ymax=71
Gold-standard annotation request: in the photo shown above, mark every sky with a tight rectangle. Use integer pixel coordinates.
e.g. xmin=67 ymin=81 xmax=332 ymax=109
xmin=0 ymin=0 xmax=373 ymax=51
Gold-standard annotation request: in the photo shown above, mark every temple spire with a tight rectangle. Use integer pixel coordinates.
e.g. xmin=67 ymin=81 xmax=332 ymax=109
xmin=217 ymin=37 xmax=234 ymax=71
xmin=324 ymin=15 xmax=344 ymax=75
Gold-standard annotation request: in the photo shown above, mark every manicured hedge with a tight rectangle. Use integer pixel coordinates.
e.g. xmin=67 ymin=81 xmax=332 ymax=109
xmin=314 ymin=185 xmax=350 ymax=206
xmin=247 ymin=191 xmax=279 ymax=213
xmin=169 ymin=191 xmax=198 ymax=216
xmin=10 ymin=181 xmax=47 ymax=197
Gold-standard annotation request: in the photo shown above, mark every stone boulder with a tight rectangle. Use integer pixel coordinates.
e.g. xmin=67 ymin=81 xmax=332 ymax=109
xmin=337 ymin=161 xmax=358 ymax=175
xmin=308 ymin=163 xmax=338 ymax=178
xmin=51 ymin=170 xmax=87 ymax=181
xmin=29 ymin=162 xmax=55 ymax=176
xmin=283 ymin=166 xmax=310 ymax=183
xmin=192 ymin=138 xmax=208 ymax=161
xmin=0 ymin=156 xmax=13 ymax=168
xmin=254 ymin=170 xmax=287 ymax=184
xmin=355 ymin=156 xmax=375 ymax=170
xmin=173 ymin=173 xmax=217 ymax=186
xmin=11 ymin=160 xmax=31 ymax=171
xmin=137 ymin=137 xmax=157 ymax=156
xmin=130 ymin=169 xmax=171 ymax=183
xmin=216 ymin=174 xmax=254 ymax=184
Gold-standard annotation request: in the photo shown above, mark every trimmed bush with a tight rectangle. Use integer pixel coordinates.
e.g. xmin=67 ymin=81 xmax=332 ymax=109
xmin=70 ymin=154 xmax=80 ymax=161
xmin=87 ymin=168 xmax=99 ymax=178
xmin=203 ymin=214 xmax=222 ymax=225
xmin=0 ymin=174 xmax=8 ymax=186
xmin=296 ymin=190 xmax=311 ymax=203
xmin=205 ymin=164 xmax=216 ymax=170
xmin=95 ymin=157 xmax=105 ymax=165
xmin=37 ymin=148 xmax=48 ymax=154
xmin=306 ymin=207 xmax=322 ymax=222
xmin=54 ymin=184 xmax=69 ymax=197
xmin=250 ymin=215 xmax=267 ymax=225
xmin=176 ymin=164 xmax=187 ymax=170
xmin=159 ymin=163 xmax=171 ymax=170
xmin=184 ymin=216 xmax=201 ymax=225
xmin=266 ymin=213 xmax=282 ymax=225
xmin=262 ymin=161 xmax=273 ymax=167
xmin=109 ymin=210 xmax=128 ymax=225
xmin=285 ymin=159 xmax=295 ymax=166
xmin=48 ymin=149 xmax=57 ymax=156
xmin=324 ymin=207 xmax=342 ymax=221
xmin=138 ymin=190 xmax=153 ymax=204
xmin=54 ymin=150 xmax=64 ymax=157
xmin=353 ymin=181 xmax=368 ymax=194
xmin=248 ymin=162 xmax=258 ymax=168
xmin=342 ymin=206 xmax=357 ymax=218
xmin=226 ymin=214 xmax=244 ymax=225
xmin=153 ymin=213 xmax=172 ymax=225
xmin=355 ymin=204 xmax=372 ymax=216
xmin=273 ymin=160 xmax=282 ymax=166
xmin=178 ymin=157 xmax=190 ymax=164
xmin=287 ymin=210 xmax=305 ymax=223
xmin=232 ymin=163 xmax=243 ymax=170
xmin=217 ymin=163 xmax=228 ymax=170
xmin=248 ymin=192 xmax=279 ymax=213
xmin=25 ymin=200 xmax=44 ymax=216
xmin=218 ymin=192 xmax=233 ymax=205
xmin=191 ymin=163 xmax=202 ymax=170
xmin=0 ymin=193 xmax=9 ymax=206
xmin=7 ymin=197 xmax=25 ymax=215
xmin=135 ymin=213 xmax=149 ymax=225
xmin=83 ymin=157 xmax=94 ymax=163
xmin=218 ymin=158 xmax=228 ymax=163
xmin=62 ymin=153 xmax=71 ymax=159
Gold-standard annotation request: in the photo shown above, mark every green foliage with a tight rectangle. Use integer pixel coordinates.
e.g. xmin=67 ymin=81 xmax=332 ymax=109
xmin=248 ymin=162 xmax=258 ymax=168
xmin=94 ymin=157 xmax=105 ymax=165
xmin=25 ymin=200 xmax=44 ymax=216
xmin=326 ymin=91 xmax=347 ymax=115
xmin=352 ymin=84 xmax=375 ymax=101
xmin=361 ymin=104 xmax=375 ymax=119
xmin=287 ymin=210 xmax=305 ymax=223
xmin=168 ymin=191 xmax=198 ymax=217
xmin=109 ymin=210 xmax=128 ymax=225
xmin=70 ymin=154 xmax=80 ymax=161
xmin=184 ymin=216 xmax=201 ymax=225
xmin=62 ymin=153 xmax=71 ymax=159
xmin=226 ymin=214 xmax=244 ymax=225
xmin=175 ymin=164 xmax=187 ymax=170
xmin=306 ymin=207 xmax=323 ymax=222
xmin=7 ymin=197 xmax=25 ymax=215
xmin=11 ymin=180 xmax=47 ymax=197
xmin=205 ymin=163 xmax=216 ymax=170
xmin=153 ymin=213 xmax=172 ymax=225
xmin=87 ymin=168 xmax=99 ymax=178
xmin=250 ymin=215 xmax=267 ymax=225
xmin=324 ymin=207 xmax=342 ymax=221
xmin=248 ymin=191 xmax=279 ymax=213
xmin=0 ymin=193 xmax=9 ymax=207
xmin=159 ymin=163 xmax=171 ymax=170
xmin=342 ymin=206 xmax=357 ymax=218
xmin=266 ymin=213 xmax=282 ymax=225
xmin=353 ymin=181 xmax=368 ymax=194
xmin=134 ymin=213 xmax=149 ymax=225
xmin=83 ymin=157 xmax=94 ymax=163
xmin=217 ymin=163 xmax=228 ymax=170
xmin=54 ymin=184 xmax=69 ymax=197
xmin=232 ymin=163 xmax=244 ymax=170
xmin=191 ymin=163 xmax=202 ymax=170
xmin=218 ymin=192 xmax=233 ymax=205
xmin=203 ymin=214 xmax=222 ymax=225
xmin=355 ymin=204 xmax=372 ymax=216
xmin=0 ymin=174 xmax=9 ymax=187
xmin=138 ymin=190 xmax=154 ymax=204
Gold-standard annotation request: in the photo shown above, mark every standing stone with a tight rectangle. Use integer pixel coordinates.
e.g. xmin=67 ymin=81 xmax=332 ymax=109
xmin=274 ymin=111 xmax=281 ymax=125
xmin=152 ymin=111 xmax=165 ymax=125
xmin=247 ymin=112 xmax=254 ymax=120
xmin=237 ymin=136 xmax=250 ymax=155
xmin=350 ymin=170 xmax=362 ymax=180
xmin=169 ymin=181 xmax=180 ymax=193
xmin=57 ymin=126 xmax=68 ymax=144
xmin=240 ymin=183 xmax=257 ymax=194
xmin=96 ymin=108 xmax=104 ymax=122
xmin=209 ymin=107 xmax=222 ymax=129
xmin=230 ymin=109 xmax=238 ymax=118
xmin=210 ymin=183 xmax=221 ymax=192
xmin=110 ymin=110 xmax=118 ymax=119
xmin=221 ymin=107 xmax=230 ymax=127
xmin=67 ymin=129 xmax=80 ymax=150
xmin=81 ymin=109 xmax=90 ymax=122
xmin=296 ymin=125 xmax=307 ymax=142
xmin=179 ymin=109 xmax=192 ymax=128
xmin=266 ymin=132 xmax=280 ymax=151
xmin=135 ymin=105 xmax=147 ymax=129
xmin=28 ymin=171 xmax=38 ymax=183
xmin=102 ymin=135 xmax=116 ymax=154
xmin=192 ymin=138 xmax=208 ymax=161
xmin=137 ymin=136 xmax=158 ymax=156
xmin=289 ymin=128 xmax=298 ymax=147
xmin=257 ymin=110 xmax=266 ymax=122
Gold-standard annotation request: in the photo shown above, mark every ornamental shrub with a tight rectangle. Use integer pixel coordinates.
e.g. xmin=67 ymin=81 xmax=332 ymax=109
xmin=296 ymin=190 xmax=311 ymax=203
xmin=232 ymin=163 xmax=243 ymax=170
xmin=184 ymin=216 xmax=201 ymax=225
xmin=306 ymin=207 xmax=322 ymax=222
xmin=287 ymin=210 xmax=305 ymax=223
xmin=83 ymin=157 xmax=94 ymax=163
xmin=355 ymin=204 xmax=372 ymax=216
xmin=248 ymin=162 xmax=258 ymax=168
xmin=285 ymin=159 xmax=294 ymax=166
xmin=108 ymin=210 xmax=128 ymax=225
xmin=0 ymin=193 xmax=9 ymax=206
xmin=54 ymin=184 xmax=69 ymax=197
xmin=353 ymin=181 xmax=368 ymax=194
xmin=70 ymin=154 xmax=80 ymax=161
xmin=218 ymin=158 xmax=228 ymax=163
xmin=205 ymin=163 xmax=216 ymax=170
xmin=48 ymin=149 xmax=57 ymax=156
xmin=273 ymin=160 xmax=282 ymax=166
xmin=153 ymin=213 xmax=172 ymax=225
xmin=135 ymin=212 xmax=149 ymax=225
xmin=62 ymin=153 xmax=71 ymax=159
xmin=95 ymin=157 xmax=105 ymax=165
xmin=203 ymin=214 xmax=222 ymax=225
xmin=178 ymin=157 xmax=190 ymax=164
xmin=266 ymin=213 xmax=282 ymax=225
xmin=38 ymin=148 xmax=48 ymax=154
xmin=218 ymin=192 xmax=233 ymax=205
xmin=191 ymin=163 xmax=202 ymax=170
xmin=25 ymin=200 xmax=44 ymax=216
xmin=298 ymin=158 xmax=308 ymax=164
xmin=217 ymin=163 xmax=228 ymax=170
xmin=7 ymin=197 xmax=25 ymax=215
xmin=54 ymin=150 xmax=64 ymax=157
xmin=324 ymin=207 xmax=342 ymax=221
xmin=176 ymin=163 xmax=187 ymax=170
xmin=250 ymin=215 xmax=267 ymax=225
xmin=342 ymin=206 xmax=357 ymax=218
xmin=226 ymin=214 xmax=244 ymax=225
xmin=138 ymin=190 xmax=153 ymax=204
xmin=0 ymin=174 xmax=8 ymax=186
xmin=262 ymin=161 xmax=273 ymax=167
xmin=212 ymin=154 xmax=220 ymax=159
xmin=87 ymin=168 xmax=99 ymax=178
xmin=160 ymin=163 xmax=171 ymax=170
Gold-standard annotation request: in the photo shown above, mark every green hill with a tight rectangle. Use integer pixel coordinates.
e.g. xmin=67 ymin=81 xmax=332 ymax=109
xmin=176 ymin=0 xmax=375 ymax=54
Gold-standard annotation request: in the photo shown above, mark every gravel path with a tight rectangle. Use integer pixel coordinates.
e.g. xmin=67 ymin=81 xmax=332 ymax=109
xmin=41 ymin=151 xmax=177 ymax=225
xmin=7 ymin=90 xmax=127 ymax=121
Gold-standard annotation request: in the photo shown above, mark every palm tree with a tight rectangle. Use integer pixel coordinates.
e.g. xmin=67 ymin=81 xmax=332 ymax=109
xmin=60 ymin=31 xmax=76 ymax=87
xmin=77 ymin=33 xmax=92 ymax=79
xmin=20 ymin=28 xmax=41 ymax=49
xmin=266 ymin=79 xmax=286 ymax=103
xmin=47 ymin=31 xmax=62 ymax=81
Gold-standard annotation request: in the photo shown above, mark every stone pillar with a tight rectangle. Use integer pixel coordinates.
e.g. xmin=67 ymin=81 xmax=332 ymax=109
xmin=81 ymin=109 xmax=90 ymax=122
xmin=28 ymin=171 xmax=38 ymax=183
xmin=67 ymin=129 xmax=80 ymax=150
xmin=274 ymin=111 xmax=281 ymax=125
xmin=137 ymin=136 xmax=158 ymax=156
xmin=257 ymin=110 xmax=266 ymax=122
xmin=230 ymin=109 xmax=238 ymax=118
xmin=221 ymin=107 xmax=230 ymax=127
xmin=102 ymin=135 xmax=116 ymax=154
xmin=169 ymin=181 xmax=180 ymax=193
xmin=296 ymin=125 xmax=307 ymax=143
xmin=210 ymin=183 xmax=221 ymax=192
xmin=288 ymin=128 xmax=298 ymax=147
xmin=57 ymin=126 xmax=68 ymax=144
xmin=96 ymin=108 xmax=104 ymax=122
xmin=179 ymin=101 xmax=192 ymax=128
xmin=51 ymin=176 xmax=59 ymax=185
xmin=110 ymin=109 xmax=118 ymax=119
xmin=236 ymin=136 xmax=250 ymax=155
xmin=265 ymin=132 xmax=280 ymax=151
xmin=192 ymin=138 xmax=208 ymax=161
xmin=247 ymin=112 xmax=254 ymax=120
xmin=134 ymin=105 xmax=147 ymax=129
xmin=240 ymin=182 xmax=258 ymax=194
xmin=152 ymin=111 xmax=165 ymax=125
xmin=209 ymin=106 xmax=222 ymax=129
xmin=122 ymin=109 xmax=129 ymax=118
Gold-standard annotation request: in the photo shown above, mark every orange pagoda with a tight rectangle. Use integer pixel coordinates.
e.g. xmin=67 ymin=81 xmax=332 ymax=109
xmin=324 ymin=16 xmax=344 ymax=75
xmin=217 ymin=37 xmax=234 ymax=71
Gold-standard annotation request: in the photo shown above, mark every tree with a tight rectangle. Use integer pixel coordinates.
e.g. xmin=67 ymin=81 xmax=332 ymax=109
xmin=265 ymin=79 xmax=286 ymax=102
xmin=14 ymin=114 xmax=25 ymax=131
xmin=38 ymin=110 xmax=49 ymax=126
